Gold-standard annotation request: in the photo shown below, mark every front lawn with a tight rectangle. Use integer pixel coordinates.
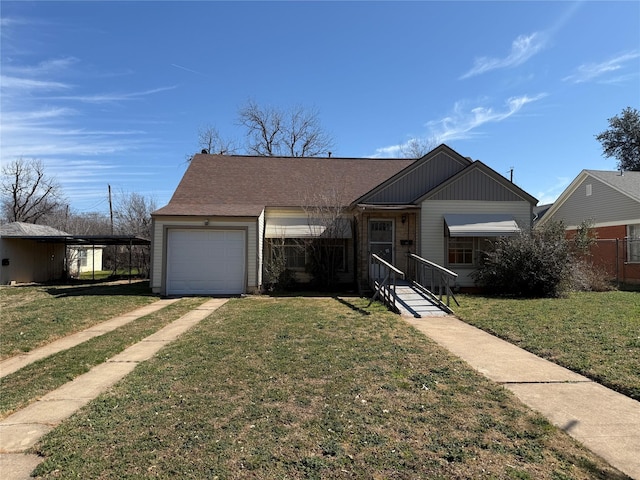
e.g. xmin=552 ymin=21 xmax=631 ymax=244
xmin=33 ymin=297 xmax=626 ymax=479
xmin=0 ymin=281 xmax=156 ymax=360
xmin=455 ymin=291 xmax=640 ymax=401
xmin=0 ymin=297 xmax=207 ymax=419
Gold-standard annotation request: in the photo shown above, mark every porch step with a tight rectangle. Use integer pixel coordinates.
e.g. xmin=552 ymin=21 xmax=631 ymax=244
xmin=394 ymin=283 xmax=450 ymax=317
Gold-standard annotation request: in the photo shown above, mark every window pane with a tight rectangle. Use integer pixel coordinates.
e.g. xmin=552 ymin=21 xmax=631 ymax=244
xmin=629 ymin=224 xmax=640 ymax=263
xmin=370 ymin=221 xmax=393 ymax=243
xmin=448 ymin=238 xmax=474 ymax=265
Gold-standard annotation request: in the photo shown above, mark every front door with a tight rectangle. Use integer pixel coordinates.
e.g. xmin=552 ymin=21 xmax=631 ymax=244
xmin=369 ymin=219 xmax=394 ymax=278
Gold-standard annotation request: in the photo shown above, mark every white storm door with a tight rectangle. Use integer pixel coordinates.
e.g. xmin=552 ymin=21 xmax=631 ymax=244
xmin=369 ymin=220 xmax=394 ymax=280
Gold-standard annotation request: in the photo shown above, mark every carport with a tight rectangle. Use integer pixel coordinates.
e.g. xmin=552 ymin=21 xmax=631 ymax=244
xmin=0 ymin=222 xmax=150 ymax=284
xmin=63 ymin=235 xmax=151 ymax=281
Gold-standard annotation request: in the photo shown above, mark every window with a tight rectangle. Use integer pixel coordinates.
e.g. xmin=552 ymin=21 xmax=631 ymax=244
xmin=448 ymin=238 xmax=474 ymax=265
xmin=628 ymin=224 xmax=640 ymax=263
xmin=270 ymin=239 xmax=347 ymax=271
xmin=322 ymin=242 xmax=347 ymax=272
xmin=586 ymin=183 xmax=592 ymax=196
xmin=78 ymin=249 xmax=87 ymax=267
xmin=271 ymin=239 xmax=305 ymax=269
xmin=447 ymin=237 xmax=494 ymax=266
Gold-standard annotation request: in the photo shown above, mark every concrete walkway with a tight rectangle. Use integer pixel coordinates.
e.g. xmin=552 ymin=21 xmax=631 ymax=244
xmin=404 ymin=314 xmax=640 ymax=480
xmin=0 ymin=298 xmax=181 ymax=379
xmin=0 ymin=298 xmax=228 ymax=480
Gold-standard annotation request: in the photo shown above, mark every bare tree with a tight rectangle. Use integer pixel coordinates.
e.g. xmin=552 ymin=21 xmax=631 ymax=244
xmin=1 ymin=157 xmax=66 ymax=224
xmin=238 ymin=100 xmax=333 ymax=157
xmin=197 ymin=124 xmax=237 ymax=155
xmin=42 ymin=206 xmax=111 ymax=235
xmin=300 ymin=179 xmax=351 ymax=289
xmin=399 ymin=137 xmax=437 ymax=158
xmin=114 ymin=190 xmax=156 ymax=238
xmin=112 ymin=191 xmax=156 ymax=277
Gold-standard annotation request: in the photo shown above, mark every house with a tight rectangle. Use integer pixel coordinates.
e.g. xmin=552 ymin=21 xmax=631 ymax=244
xmin=67 ymin=245 xmax=105 ymax=277
xmin=150 ymin=144 xmax=538 ymax=296
xmin=536 ymin=169 xmax=640 ymax=284
xmin=0 ymin=222 xmax=69 ymax=284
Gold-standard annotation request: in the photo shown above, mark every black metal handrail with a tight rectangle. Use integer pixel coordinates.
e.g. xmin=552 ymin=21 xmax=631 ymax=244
xmin=406 ymin=253 xmax=459 ymax=313
xmin=368 ymin=253 xmax=405 ymax=313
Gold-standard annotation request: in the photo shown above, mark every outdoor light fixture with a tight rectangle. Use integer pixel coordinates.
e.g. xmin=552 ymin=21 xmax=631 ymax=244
xmin=401 ymin=215 xmax=407 ymax=224
xmin=204 ymin=219 xmax=209 ymax=226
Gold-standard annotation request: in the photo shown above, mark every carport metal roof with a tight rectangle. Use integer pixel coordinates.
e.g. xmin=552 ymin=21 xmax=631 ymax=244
xmin=2 ymin=234 xmax=150 ymax=246
xmin=1 ymin=223 xmax=150 ymax=246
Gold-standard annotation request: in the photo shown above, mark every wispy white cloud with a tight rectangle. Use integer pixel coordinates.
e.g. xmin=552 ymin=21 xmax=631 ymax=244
xmin=427 ymin=94 xmax=547 ymax=142
xmin=49 ymin=85 xmax=177 ymax=104
xmin=373 ymin=94 xmax=547 ymax=157
xmin=0 ymin=75 xmax=70 ymax=91
xmin=0 ymin=48 xmax=174 ymax=212
xmin=535 ymin=176 xmax=571 ymax=205
xmin=171 ymin=63 xmax=205 ymax=75
xmin=562 ymin=51 xmax=640 ymax=84
xmin=3 ymin=56 xmax=79 ymax=76
xmin=460 ymin=33 xmax=547 ymax=79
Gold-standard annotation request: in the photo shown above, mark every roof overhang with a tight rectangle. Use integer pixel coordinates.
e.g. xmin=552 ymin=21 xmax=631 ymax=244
xmin=355 ymin=204 xmax=420 ymax=211
xmin=444 ymin=214 xmax=521 ymax=237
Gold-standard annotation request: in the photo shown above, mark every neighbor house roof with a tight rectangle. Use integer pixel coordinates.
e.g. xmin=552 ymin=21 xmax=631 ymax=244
xmin=153 ymin=154 xmax=416 ymax=217
xmin=0 ymin=222 xmax=70 ymax=237
xmin=586 ymin=170 xmax=640 ymax=202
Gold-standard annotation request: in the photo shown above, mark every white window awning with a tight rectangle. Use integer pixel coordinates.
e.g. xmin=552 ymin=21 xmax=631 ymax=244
xmin=444 ymin=214 xmax=521 ymax=237
xmin=265 ymin=216 xmax=352 ymax=239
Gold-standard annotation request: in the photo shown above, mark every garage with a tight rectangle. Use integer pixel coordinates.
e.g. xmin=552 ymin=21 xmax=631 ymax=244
xmin=166 ymin=229 xmax=246 ymax=295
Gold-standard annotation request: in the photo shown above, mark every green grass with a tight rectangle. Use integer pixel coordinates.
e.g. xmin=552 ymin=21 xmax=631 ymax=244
xmin=77 ymin=268 xmax=141 ymax=280
xmin=32 ymin=297 xmax=626 ymax=479
xmin=0 ymin=281 xmax=157 ymax=359
xmin=454 ymin=291 xmax=640 ymax=401
xmin=0 ymin=297 xmax=207 ymax=419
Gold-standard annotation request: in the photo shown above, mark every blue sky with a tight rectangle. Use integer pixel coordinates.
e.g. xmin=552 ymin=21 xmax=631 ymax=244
xmin=1 ymin=1 xmax=639 ymax=214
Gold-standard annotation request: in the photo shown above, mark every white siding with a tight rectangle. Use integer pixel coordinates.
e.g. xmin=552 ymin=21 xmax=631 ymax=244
xmin=420 ymin=200 xmax=532 ymax=287
xmin=257 ymin=210 xmax=264 ymax=288
xmin=151 ymin=216 xmax=259 ymax=295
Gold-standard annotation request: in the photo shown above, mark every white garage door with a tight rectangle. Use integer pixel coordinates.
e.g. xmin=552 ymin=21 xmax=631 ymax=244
xmin=167 ymin=229 xmax=246 ymax=295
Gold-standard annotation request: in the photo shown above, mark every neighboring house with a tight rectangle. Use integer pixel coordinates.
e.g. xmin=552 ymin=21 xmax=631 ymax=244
xmin=536 ymin=169 xmax=640 ymax=284
xmin=150 ymin=144 xmax=538 ymax=296
xmin=67 ymin=245 xmax=105 ymax=276
xmin=0 ymin=222 xmax=69 ymax=284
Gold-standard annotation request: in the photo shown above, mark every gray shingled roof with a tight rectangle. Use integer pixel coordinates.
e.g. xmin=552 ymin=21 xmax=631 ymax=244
xmin=586 ymin=170 xmax=640 ymax=202
xmin=154 ymin=154 xmax=415 ymax=216
xmin=0 ymin=222 xmax=70 ymax=237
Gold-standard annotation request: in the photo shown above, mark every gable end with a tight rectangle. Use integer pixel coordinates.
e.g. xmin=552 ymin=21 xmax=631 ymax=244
xmin=356 ymin=145 xmax=470 ymax=205
xmin=421 ymin=164 xmax=534 ymax=203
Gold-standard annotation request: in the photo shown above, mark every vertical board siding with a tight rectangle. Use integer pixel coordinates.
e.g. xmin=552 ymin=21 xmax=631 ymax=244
xmin=420 ymin=201 xmax=532 ymax=286
xmin=364 ymin=151 xmax=468 ymax=204
xmin=429 ymin=169 xmax=524 ymax=202
xmin=552 ymin=177 xmax=640 ymax=228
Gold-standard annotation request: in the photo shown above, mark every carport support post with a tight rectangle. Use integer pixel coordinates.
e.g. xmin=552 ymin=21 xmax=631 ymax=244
xmin=129 ymin=238 xmax=132 ymax=284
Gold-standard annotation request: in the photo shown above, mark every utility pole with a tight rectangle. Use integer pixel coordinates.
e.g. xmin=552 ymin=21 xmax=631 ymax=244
xmin=108 ymin=184 xmax=114 ymax=234
xmin=108 ymin=184 xmax=115 ymax=274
